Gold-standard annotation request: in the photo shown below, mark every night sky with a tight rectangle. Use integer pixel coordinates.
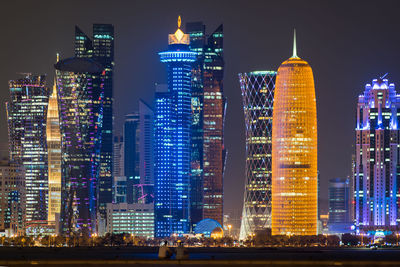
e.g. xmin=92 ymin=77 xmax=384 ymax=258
xmin=2 ymin=0 xmax=400 ymax=219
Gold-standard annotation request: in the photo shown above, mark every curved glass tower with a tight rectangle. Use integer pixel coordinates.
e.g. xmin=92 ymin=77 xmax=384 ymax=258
xmin=272 ymin=32 xmax=318 ymax=235
xmin=238 ymin=71 xmax=276 ymax=240
xmin=55 ymin=57 xmax=104 ymax=235
xmin=154 ymin=17 xmax=197 ymax=237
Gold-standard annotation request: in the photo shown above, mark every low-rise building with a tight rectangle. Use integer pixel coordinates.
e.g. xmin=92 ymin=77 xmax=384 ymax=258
xmin=106 ymin=203 xmax=154 ymax=238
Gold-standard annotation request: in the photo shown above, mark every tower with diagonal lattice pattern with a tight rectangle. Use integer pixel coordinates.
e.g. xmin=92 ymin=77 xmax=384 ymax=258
xmin=238 ymin=71 xmax=276 ymax=240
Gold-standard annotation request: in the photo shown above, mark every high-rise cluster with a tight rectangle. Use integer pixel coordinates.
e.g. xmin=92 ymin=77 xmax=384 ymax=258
xmin=154 ymin=18 xmax=226 ymax=237
xmin=2 ymin=17 xmax=228 ymax=239
xmin=238 ymin=32 xmax=318 ymax=238
xmin=2 ymin=23 xmax=114 ymax=237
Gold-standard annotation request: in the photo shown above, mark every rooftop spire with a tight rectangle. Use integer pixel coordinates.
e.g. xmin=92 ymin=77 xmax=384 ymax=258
xmin=53 ymin=77 xmax=57 ymax=93
xmin=168 ymin=16 xmax=190 ymax=45
xmin=291 ymin=29 xmax=298 ymax=58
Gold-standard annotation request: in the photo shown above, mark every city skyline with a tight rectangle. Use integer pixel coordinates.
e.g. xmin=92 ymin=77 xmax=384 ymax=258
xmin=1 ymin=0 xmax=400 ymax=220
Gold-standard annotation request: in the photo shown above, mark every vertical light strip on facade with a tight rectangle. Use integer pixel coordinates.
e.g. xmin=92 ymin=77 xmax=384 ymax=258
xmin=47 ymin=81 xmax=62 ymax=224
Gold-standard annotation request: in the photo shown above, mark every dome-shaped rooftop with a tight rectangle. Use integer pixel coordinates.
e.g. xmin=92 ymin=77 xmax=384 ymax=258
xmin=54 ymin=57 xmax=103 ymax=73
xmin=211 ymin=227 xmax=224 ymax=239
xmin=194 ymin=218 xmax=222 ymax=237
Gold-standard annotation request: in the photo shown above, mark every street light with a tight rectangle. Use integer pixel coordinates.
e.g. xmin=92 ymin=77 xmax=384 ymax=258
xmin=91 ymin=233 xmax=97 ymax=247
xmin=228 ymin=225 xmax=232 ymax=237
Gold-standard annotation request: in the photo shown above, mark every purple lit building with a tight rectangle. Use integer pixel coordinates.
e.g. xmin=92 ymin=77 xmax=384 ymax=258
xmin=55 ymin=57 xmax=104 ymax=235
xmin=354 ymin=76 xmax=400 ymax=233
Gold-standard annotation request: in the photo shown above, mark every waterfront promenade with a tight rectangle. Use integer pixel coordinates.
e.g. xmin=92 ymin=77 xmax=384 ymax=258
xmin=1 ymin=247 xmax=400 ymax=266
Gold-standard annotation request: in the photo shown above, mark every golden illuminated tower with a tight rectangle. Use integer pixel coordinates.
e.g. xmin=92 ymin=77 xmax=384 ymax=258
xmin=271 ymin=31 xmax=318 ymax=235
xmin=47 ymin=78 xmax=62 ymax=224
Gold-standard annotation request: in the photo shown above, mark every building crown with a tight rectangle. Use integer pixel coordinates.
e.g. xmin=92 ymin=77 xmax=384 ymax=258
xmin=168 ymin=16 xmax=190 ymax=45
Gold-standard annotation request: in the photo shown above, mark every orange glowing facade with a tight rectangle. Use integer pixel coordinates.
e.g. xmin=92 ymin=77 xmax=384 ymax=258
xmin=271 ymin=32 xmax=318 ymax=235
xmin=46 ymin=81 xmax=61 ymax=224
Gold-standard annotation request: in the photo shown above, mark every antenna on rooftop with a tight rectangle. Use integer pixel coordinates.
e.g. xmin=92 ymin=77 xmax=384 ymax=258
xmin=380 ymin=73 xmax=388 ymax=79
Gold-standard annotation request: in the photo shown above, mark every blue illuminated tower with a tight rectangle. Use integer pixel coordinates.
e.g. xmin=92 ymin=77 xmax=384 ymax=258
xmin=154 ymin=17 xmax=197 ymax=237
xmin=354 ymin=76 xmax=400 ymax=233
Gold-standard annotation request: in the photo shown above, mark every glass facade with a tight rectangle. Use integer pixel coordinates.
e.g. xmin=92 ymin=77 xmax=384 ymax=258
xmin=238 ymin=71 xmax=276 ymax=240
xmin=112 ymin=135 xmax=124 ymax=178
xmin=271 ymin=39 xmax=318 ymax=235
xmin=46 ymin=81 xmax=62 ymax=224
xmin=186 ymin=22 xmax=226 ymax=227
xmin=124 ymin=113 xmax=140 ymax=203
xmin=74 ymin=24 xmax=115 ymax=217
xmin=0 ymin=161 xmax=26 ymax=236
xmin=6 ymin=74 xmax=49 ymax=224
xmin=202 ymin=25 xmax=225 ymax=225
xmin=354 ymin=77 xmax=400 ymax=231
xmin=55 ymin=57 xmax=104 ymax=235
xmin=154 ymin=18 xmax=197 ymax=237
xmin=186 ymin=22 xmax=205 ymax=227
xmin=329 ymin=178 xmax=351 ymax=224
xmin=139 ymin=100 xmax=154 ymax=203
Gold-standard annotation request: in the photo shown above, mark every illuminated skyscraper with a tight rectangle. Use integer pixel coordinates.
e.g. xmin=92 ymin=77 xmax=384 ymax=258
xmin=329 ymin=178 xmax=351 ymax=228
xmin=202 ymin=24 xmax=226 ymax=224
xmin=75 ymin=24 xmax=114 ymax=216
xmin=271 ymin=32 xmax=318 ymax=235
xmin=138 ymin=100 xmax=154 ymax=203
xmin=186 ymin=22 xmax=206 ymax=227
xmin=55 ymin=57 xmax=104 ymax=235
xmin=0 ymin=161 xmax=26 ymax=236
xmin=124 ymin=112 xmax=140 ymax=203
xmin=154 ymin=17 xmax=197 ymax=237
xmin=238 ymin=71 xmax=276 ymax=240
xmin=186 ymin=22 xmax=226 ymax=226
xmin=354 ymin=76 xmax=400 ymax=231
xmin=6 ymin=74 xmax=49 ymax=223
xmin=46 ymin=80 xmax=62 ymax=224
xmin=113 ymin=135 xmax=124 ymax=178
